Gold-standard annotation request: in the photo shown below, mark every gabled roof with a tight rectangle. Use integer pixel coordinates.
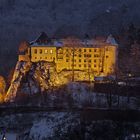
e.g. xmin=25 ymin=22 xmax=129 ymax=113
xmin=30 ymin=33 xmax=118 ymax=47
xmin=31 ymin=32 xmax=51 ymax=45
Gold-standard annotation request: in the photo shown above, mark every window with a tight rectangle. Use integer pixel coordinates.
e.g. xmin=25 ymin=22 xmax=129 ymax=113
xmin=72 ymin=64 xmax=76 ymax=67
xmin=84 ymin=49 xmax=86 ymax=52
xmin=79 ymin=64 xmax=81 ymax=67
xmin=89 ymin=60 xmax=91 ymax=62
xmin=106 ymin=56 xmax=109 ymax=58
xmin=94 ymin=49 xmax=97 ymax=52
xmin=45 ymin=57 xmax=47 ymax=59
xmin=88 ymin=64 xmax=91 ymax=67
xmin=94 ymin=54 xmax=99 ymax=57
xmin=34 ymin=49 xmax=37 ymax=54
xmin=66 ymin=59 xmax=69 ymax=62
xmin=86 ymin=54 xmax=91 ymax=57
xmin=50 ymin=50 xmax=53 ymax=54
xmin=79 ymin=54 xmax=81 ymax=57
xmin=89 ymin=49 xmax=91 ymax=52
xmin=94 ymin=64 xmax=96 ymax=67
xmin=40 ymin=57 xmax=42 ymax=59
xmin=84 ymin=64 xmax=86 ymax=67
xmin=40 ymin=49 xmax=42 ymax=54
xmin=74 ymin=59 xmax=76 ymax=62
xmin=45 ymin=49 xmax=48 ymax=53
xmin=66 ymin=54 xmax=69 ymax=57
xmin=84 ymin=54 xmax=86 ymax=57
xmin=84 ymin=59 xmax=86 ymax=62
xmin=94 ymin=60 xmax=96 ymax=62
xmin=79 ymin=49 xmax=81 ymax=52
xmin=35 ymin=57 xmax=37 ymax=59
xmin=106 ymin=48 xmax=109 ymax=51
xmin=79 ymin=59 xmax=81 ymax=62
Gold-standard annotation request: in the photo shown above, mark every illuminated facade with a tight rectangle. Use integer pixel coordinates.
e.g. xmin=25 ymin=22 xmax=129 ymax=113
xmin=19 ymin=33 xmax=118 ymax=78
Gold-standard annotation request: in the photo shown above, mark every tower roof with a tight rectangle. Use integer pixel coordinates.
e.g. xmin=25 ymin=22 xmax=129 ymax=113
xmin=106 ymin=34 xmax=118 ymax=46
xmin=35 ymin=32 xmax=50 ymax=44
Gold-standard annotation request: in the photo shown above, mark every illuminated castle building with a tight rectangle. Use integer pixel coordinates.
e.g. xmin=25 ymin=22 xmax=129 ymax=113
xmin=19 ymin=32 xmax=118 ymax=80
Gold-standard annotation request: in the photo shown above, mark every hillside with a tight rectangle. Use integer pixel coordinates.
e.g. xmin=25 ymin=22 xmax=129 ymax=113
xmin=1 ymin=0 xmax=140 ymax=75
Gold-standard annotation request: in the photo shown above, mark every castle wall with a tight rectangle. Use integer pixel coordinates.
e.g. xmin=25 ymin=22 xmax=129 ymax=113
xmin=18 ymin=43 xmax=117 ymax=78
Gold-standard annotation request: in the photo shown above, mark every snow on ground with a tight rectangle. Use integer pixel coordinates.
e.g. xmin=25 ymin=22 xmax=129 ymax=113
xmin=0 ymin=133 xmax=17 ymax=140
xmin=29 ymin=112 xmax=79 ymax=140
xmin=0 ymin=112 xmax=140 ymax=139
xmin=67 ymin=82 xmax=140 ymax=109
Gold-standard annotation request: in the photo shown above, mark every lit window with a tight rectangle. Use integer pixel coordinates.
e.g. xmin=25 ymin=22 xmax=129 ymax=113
xmin=50 ymin=50 xmax=53 ymax=54
xmin=34 ymin=49 xmax=37 ymax=54
xmin=45 ymin=49 xmax=48 ymax=53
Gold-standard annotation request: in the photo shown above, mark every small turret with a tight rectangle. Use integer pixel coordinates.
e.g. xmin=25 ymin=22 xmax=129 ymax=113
xmin=106 ymin=34 xmax=118 ymax=46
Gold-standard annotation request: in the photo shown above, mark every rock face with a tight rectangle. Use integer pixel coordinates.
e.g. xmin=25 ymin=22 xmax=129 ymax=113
xmin=5 ymin=61 xmax=69 ymax=102
xmin=6 ymin=60 xmax=96 ymax=102
xmin=5 ymin=61 xmax=31 ymax=102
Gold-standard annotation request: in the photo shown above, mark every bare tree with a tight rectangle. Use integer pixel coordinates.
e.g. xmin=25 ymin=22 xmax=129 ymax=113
xmin=0 ymin=76 xmax=6 ymax=102
xmin=63 ymin=37 xmax=82 ymax=82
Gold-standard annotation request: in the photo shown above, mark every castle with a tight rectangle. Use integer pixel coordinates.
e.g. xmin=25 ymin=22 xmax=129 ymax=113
xmin=18 ymin=32 xmax=118 ymax=81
